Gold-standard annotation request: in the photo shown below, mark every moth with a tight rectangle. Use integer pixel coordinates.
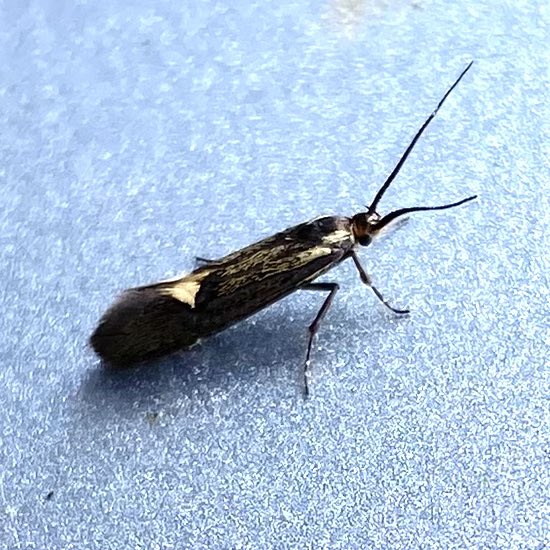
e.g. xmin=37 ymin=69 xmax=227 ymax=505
xmin=91 ymin=62 xmax=477 ymax=395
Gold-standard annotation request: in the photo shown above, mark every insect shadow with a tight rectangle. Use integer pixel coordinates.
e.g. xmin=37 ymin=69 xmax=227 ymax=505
xmin=81 ymin=304 xmax=317 ymax=406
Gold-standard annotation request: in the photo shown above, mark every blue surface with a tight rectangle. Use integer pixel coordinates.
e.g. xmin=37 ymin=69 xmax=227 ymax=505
xmin=1 ymin=1 xmax=549 ymax=548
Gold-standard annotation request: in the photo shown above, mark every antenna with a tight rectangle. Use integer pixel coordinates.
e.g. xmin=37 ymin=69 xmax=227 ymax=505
xmin=367 ymin=61 xmax=474 ymax=214
xmin=373 ymin=195 xmax=477 ymax=232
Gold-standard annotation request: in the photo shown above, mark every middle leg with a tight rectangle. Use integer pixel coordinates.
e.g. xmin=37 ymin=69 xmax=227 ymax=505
xmin=301 ymin=282 xmax=339 ymax=397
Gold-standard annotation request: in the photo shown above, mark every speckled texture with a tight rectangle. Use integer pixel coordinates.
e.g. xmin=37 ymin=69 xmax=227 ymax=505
xmin=1 ymin=0 xmax=549 ymax=548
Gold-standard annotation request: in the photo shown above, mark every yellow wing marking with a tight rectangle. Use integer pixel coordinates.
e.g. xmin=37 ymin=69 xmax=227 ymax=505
xmin=321 ymin=229 xmax=354 ymax=245
xmin=157 ymin=270 xmax=212 ymax=308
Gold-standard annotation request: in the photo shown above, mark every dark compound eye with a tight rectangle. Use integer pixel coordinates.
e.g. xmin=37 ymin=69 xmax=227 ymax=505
xmin=358 ymin=235 xmax=372 ymax=246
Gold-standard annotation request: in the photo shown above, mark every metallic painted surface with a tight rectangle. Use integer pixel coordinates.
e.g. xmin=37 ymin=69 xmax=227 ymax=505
xmin=1 ymin=0 xmax=548 ymax=547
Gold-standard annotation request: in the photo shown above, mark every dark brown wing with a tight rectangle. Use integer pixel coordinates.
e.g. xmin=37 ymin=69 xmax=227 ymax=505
xmin=155 ymin=216 xmax=356 ymax=333
xmin=90 ymin=288 xmax=200 ymax=366
xmin=91 ymin=216 xmax=356 ymax=364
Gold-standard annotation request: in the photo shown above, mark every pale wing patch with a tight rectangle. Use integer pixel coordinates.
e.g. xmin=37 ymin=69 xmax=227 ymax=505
xmin=165 ymin=280 xmax=202 ymax=307
xmin=296 ymin=246 xmax=334 ymax=262
xmin=321 ymin=229 xmax=354 ymax=245
xmin=157 ymin=270 xmax=211 ymax=308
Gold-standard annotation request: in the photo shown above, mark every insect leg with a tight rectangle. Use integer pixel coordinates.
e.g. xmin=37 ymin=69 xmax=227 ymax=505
xmin=301 ymin=282 xmax=339 ymax=397
xmin=349 ymin=251 xmax=410 ymax=315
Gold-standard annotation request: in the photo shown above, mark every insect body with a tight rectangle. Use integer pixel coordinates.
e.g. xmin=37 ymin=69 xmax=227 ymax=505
xmin=91 ymin=62 xmax=477 ymax=395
